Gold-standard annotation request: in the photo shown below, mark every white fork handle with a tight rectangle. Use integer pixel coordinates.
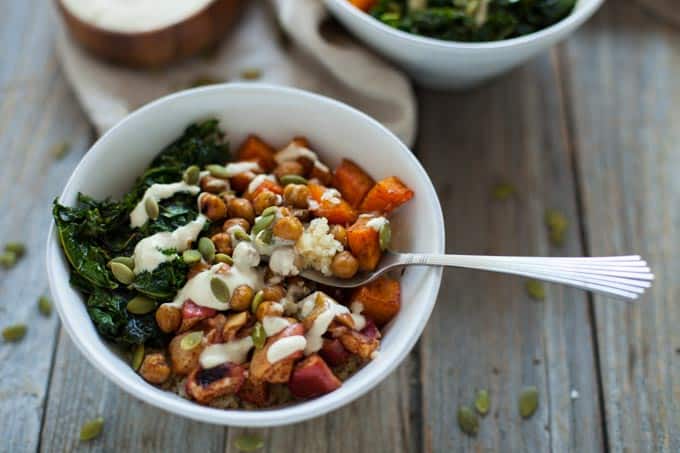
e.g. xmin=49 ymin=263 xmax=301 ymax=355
xmin=398 ymin=254 xmax=653 ymax=300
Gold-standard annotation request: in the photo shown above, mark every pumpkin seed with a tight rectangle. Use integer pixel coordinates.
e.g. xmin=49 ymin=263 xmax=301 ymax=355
xmin=279 ymin=174 xmax=308 ymax=186
xmin=252 ymin=322 xmax=266 ymax=350
xmin=52 ymin=142 xmax=71 ymax=160
xmin=2 ymin=324 xmax=27 ymax=342
xmin=519 ymin=386 xmax=539 ymax=418
xmin=255 ymin=228 xmax=273 ymax=246
xmin=38 ymin=296 xmax=52 ymax=316
xmin=457 ymin=405 xmax=479 ymax=436
xmin=251 ymin=290 xmax=264 ymax=314
xmin=4 ymin=242 xmax=25 ymax=257
xmin=79 ymin=417 xmax=104 ymax=441
xmin=234 ymin=433 xmax=264 ymax=451
xmin=131 ymin=344 xmax=144 ymax=371
xmin=379 ymin=222 xmax=391 ymax=251
xmin=0 ymin=251 xmax=17 ymax=268
xmin=109 ymin=256 xmax=135 ymax=271
xmin=234 ymin=229 xmax=251 ymax=242
xmin=145 ymin=197 xmax=160 ymax=220
xmin=182 ymin=249 xmax=202 ymax=265
xmin=199 ymin=237 xmax=216 ymax=262
xmin=545 ymin=209 xmax=568 ymax=246
xmin=110 ymin=262 xmax=135 ymax=285
xmin=492 ymin=183 xmax=516 ymax=200
xmin=183 ymin=165 xmax=201 ymax=185
xmin=526 ymin=279 xmax=545 ymax=301
xmin=126 ymin=296 xmax=156 ymax=315
xmin=180 ymin=331 xmax=204 ymax=350
xmin=211 ymin=277 xmax=230 ymax=303
xmin=475 ymin=389 xmax=490 ymax=416
xmin=240 ymin=68 xmax=263 ymax=80
xmin=215 ymin=253 xmax=234 ymax=265
xmin=252 ymin=214 xmax=275 ymax=236
xmin=206 ymin=164 xmax=231 ymax=179
xmin=261 ymin=206 xmax=279 ymax=217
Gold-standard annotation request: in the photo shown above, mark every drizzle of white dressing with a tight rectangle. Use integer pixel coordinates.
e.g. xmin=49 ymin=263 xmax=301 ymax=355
xmin=130 ymin=181 xmax=200 ymax=228
xmin=275 ymin=141 xmax=330 ymax=172
xmin=268 ymin=246 xmax=299 ymax=276
xmin=307 ymin=198 xmax=320 ymax=210
xmin=365 ymin=216 xmax=389 ymax=232
xmin=298 ymin=292 xmax=359 ymax=355
xmin=263 ymin=316 xmax=291 ymax=337
xmin=266 ymin=335 xmax=307 ymax=363
xmin=169 ymin=262 xmax=264 ymax=310
xmin=247 ymin=174 xmax=276 ymax=194
xmin=320 ymin=188 xmax=342 ymax=205
xmin=133 ymin=215 xmax=206 ymax=274
xmin=233 ymin=241 xmax=260 ymax=269
xmin=199 ymin=336 xmax=254 ymax=369
xmin=224 ymin=161 xmax=261 ymax=177
xmin=350 ymin=301 xmax=367 ymax=331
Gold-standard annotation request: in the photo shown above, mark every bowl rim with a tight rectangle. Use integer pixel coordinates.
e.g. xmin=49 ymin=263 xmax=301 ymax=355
xmin=326 ymin=0 xmax=605 ymax=51
xmin=46 ymin=83 xmax=445 ymax=427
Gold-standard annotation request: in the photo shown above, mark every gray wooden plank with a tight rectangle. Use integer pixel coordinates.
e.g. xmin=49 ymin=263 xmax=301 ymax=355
xmin=416 ymin=53 xmax=604 ymax=452
xmin=561 ymin=2 xmax=680 ymax=451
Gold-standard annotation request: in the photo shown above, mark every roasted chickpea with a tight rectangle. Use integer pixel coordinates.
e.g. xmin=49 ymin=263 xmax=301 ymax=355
xmin=139 ymin=353 xmax=171 ymax=384
xmin=230 ymin=285 xmax=254 ymax=311
xmin=228 ymin=198 xmax=255 ymax=224
xmin=199 ymin=193 xmax=227 ymax=221
xmin=222 ymin=217 xmax=250 ymax=234
xmin=211 ymin=232 xmax=233 ymax=255
xmin=274 ymin=161 xmax=305 ymax=180
xmin=262 ymin=285 xmax=286 ymax=302
xmin=253 ymin=189 xmax=279 ymax=215
xmin=330 ymin=225 xmax=348 ymax=247
xmin=330 ymin=251 xmax=359 ymax=279
xmin=230 ymin=171 xmax=255 ymax=193
xmin=283 ymin=184 xmax=310 ymax=209
xmin=155 ymin=304 xmax=182 ymax=333
xmin=272 ymin=216 xmax=304 ymax=241
xmin=200 ymin=175 xmax=229 ymax=194
xmin=255 ymin=300 xmax=284 ymax=321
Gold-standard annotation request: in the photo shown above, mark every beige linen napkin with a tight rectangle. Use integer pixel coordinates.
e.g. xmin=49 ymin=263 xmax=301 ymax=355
xmin=56 ymin=0 xmax=417 ymax=146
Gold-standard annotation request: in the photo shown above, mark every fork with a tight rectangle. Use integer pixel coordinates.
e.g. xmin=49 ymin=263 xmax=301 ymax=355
xmin=300 ymin=251 xmax=654 ymax=300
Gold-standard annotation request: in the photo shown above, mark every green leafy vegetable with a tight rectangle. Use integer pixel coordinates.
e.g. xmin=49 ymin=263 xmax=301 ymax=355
xmin=369 ymin=0 xmax=576 ymax=42
xmin=133 ymin=259 xmax=188 ymax=300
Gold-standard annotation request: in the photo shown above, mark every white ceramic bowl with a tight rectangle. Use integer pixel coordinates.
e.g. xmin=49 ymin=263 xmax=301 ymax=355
xmin=46 ymin=84 xmax=444 ymax=426
xmin=325 ymin=0 xmax=604 ymax=89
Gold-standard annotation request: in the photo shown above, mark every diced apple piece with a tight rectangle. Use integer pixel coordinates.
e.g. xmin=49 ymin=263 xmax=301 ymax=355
xmin=320 ymin=338 xmax=351 ymax=367
xmin=289 ymin=354 xmax=342 ymax=398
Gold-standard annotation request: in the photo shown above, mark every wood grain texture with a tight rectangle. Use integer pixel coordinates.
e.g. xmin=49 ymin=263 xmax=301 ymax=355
xmin=560 ymin=2 xmax=680 ymax=451
xmin=416 ymin=53 xmax=604 ymax=452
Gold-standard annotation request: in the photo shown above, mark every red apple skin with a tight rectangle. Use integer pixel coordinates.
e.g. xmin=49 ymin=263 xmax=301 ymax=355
xmin=289 ymin=354 xmax=342 ymax=399
xmin=182 ymin=300 xmax=217 ymax=319
xmin=360 ymin=319 xmax=381 ymax=340
xmin=320 ymin=339 xmax=351 ymax=367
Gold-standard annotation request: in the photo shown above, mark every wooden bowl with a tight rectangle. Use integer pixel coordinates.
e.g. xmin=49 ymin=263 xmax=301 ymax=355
xmin=57 ymin=0 xmax=244 ymax=68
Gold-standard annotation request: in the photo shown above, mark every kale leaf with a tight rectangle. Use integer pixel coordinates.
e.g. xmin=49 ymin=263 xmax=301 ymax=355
xmin=132 ymin=258 xmax=189 ymax=300
xmin=151 ymin=119 xmax=229 ymax=169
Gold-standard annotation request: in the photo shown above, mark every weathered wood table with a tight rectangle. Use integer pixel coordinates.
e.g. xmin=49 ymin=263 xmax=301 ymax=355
xmin=1 ymin=1 xmax=678 ymax=451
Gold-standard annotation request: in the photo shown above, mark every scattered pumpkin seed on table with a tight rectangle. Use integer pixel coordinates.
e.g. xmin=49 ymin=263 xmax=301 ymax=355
xmin=492 ymin=183 xmax=516 ymax=200
xmin=3 ymin=324 xmax=27 ymax=342
xmin=79 ymin=417 xmax=104 ymax=441
xmin=545 ymin=209 xmax=568 ymax=246
xmin=211 ymin=277 xmax=230 ymax=303
xmin=126 ymin=295 xmax=156 ymax=315
xmin=51 ymin=142 xmax=71 ymax=160
xmin=199 ymin=237 xmax=216 ymax=262
xmin=0 ymin=251 xmax=17 ymax=268
xmin=110 ymin=261 xmax=135 ymax=285
xmin=4 ymin=242 xmax=25 ymax=257
xmin=38 ymin=296 xmax=52 ymax=316
xmin=131 ymin=344 xmax=145 ymax=371
xmin=519 ymin=386 xmax=539 ymax=418
xmin=474 ymin=389 xmax=490 ymax=416
xmin=526 ymin=279 xmax=546 ymax=301
xmin=457 ymin=405 xmax=479 ymax=436
xmin=183 ymin=249 xmax=202 ymax=265
xmin=234 ymin=433 xmax=264 ymax=451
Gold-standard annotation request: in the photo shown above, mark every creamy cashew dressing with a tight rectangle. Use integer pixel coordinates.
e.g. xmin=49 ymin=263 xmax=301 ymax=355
xmin=263 ymin=316 xmax=292 ymax=337
xmin=133 ymin=215 xmax=206 ymax=274
xmin=267 ymin=335 xmax=307 ymax=363
xmin=275 ymin=142 xmax=330 ymax=172
xmin=247 ymin=174 xmax=276 ymax=194
xmin=232 ymin=241 xmax=260 ymax=269
xmin=349 ymin=301 xmax=367 ymax=331
xmin=224 ymin=162 xmax=261 ymax=177
xmin=365 ymin=216 xmax=389 ymax=232
xmin=130 ymin=181 xmax=200 ymax=228
xmin=199 ymin=336 xmax=254 ymax=369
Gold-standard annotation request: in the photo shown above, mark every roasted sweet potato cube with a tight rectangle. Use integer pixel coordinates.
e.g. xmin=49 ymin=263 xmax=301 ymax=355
xmin=347 ymin=216 xmax=381 ymax=271
xmin=333 ymin=159 xmax=375 ymax=208
xmin=308 ymin=183 xmax=358 ymax=225
xmin=359 ymin=176 xmax=414 ymax=214
xmin=351 ymin=276 xmax=400 ymax=326
xmin=349 ymin=0 xmax=377 ymax=12
xmin=245 ymin=178 xmax=283 ymax=201
xmin=238 ymin=135 xmax=277 ymax=172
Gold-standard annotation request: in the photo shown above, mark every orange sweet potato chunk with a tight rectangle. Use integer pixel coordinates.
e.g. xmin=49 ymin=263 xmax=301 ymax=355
xmin=245 ymin=178 xmax=284 ymax=201
xmin=349 ymin=0 xmax=377 ymax=12
xmin=351 ymin=276 xmax=401 ymax=326
xmin=238 ymin=135 xmax=277 ymax=172
xmin=346 ymin=216 xmax=381 ymax=272
xmin=333 ymin=159 xmax=375 ymax=208
xmin=359 ymin=176 xmax=414 ymax=214
xmin=308 ymin=183 xmax=358 ymax=225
